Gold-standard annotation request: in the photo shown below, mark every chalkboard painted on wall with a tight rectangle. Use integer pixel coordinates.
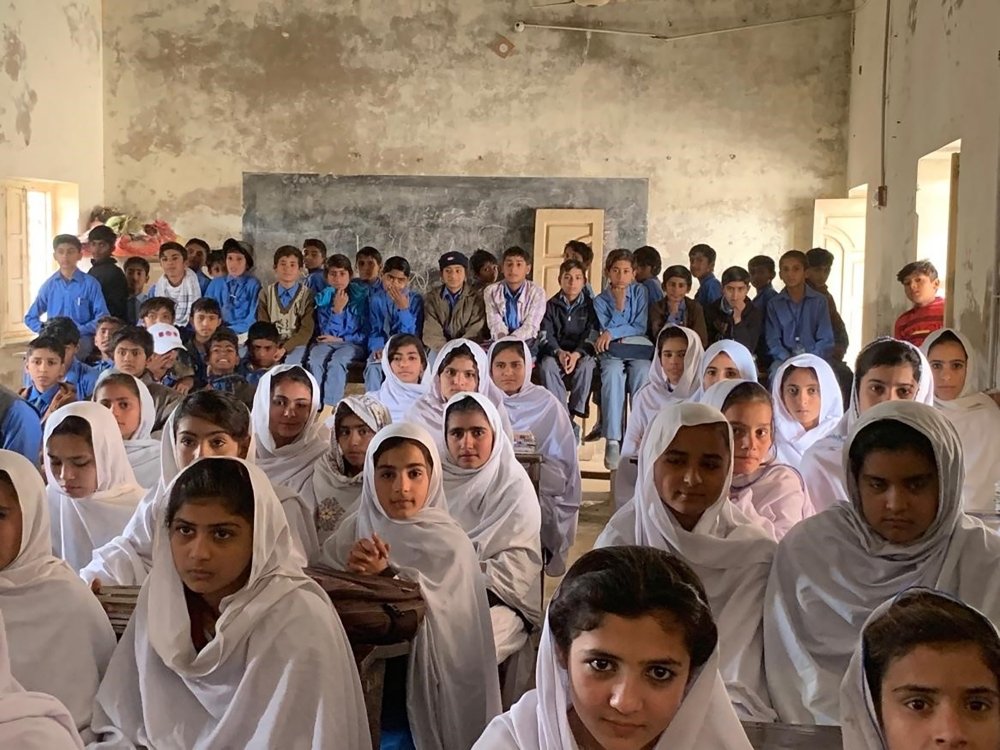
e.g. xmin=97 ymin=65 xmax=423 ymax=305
xmin=242 ymin=173 xmax=648 ymax=292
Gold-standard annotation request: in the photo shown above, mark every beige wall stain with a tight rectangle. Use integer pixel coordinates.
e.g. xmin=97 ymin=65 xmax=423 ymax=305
xmin=2 ymin=23 xmax=26 ymax=81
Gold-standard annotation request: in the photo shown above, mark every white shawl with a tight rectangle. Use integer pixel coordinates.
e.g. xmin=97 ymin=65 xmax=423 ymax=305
xmin=690 ymin=339 xmax=757 ymax=403
xmin=0 ymin=451 xmax=115 ymax=738
xmin=800 ymin=338 xmax=934 ymax=512
xmin=595 ymin=402 xmax=777 ymax=721
xmin=93 ymin=370 xmax=161 ymax=490
xmin=90 ymin=458 xmax=371 ymax=749
xmin=770 ymin=354 xmax=844 ymax=469
xmin=44 ymin=403 xmax=145 ymax=572
xmin=322 ymin=423 xmax=502 ymax=750
xmin=152 ymin=267 xmax=201 ymax=327
xmin=921 ymin=328 xmax=1000 ymax=512
xmin=473 ymin=619 xmax=753 ymax=750
xmin=369 ymin=333 xmax=432 ymax=423
xmin=764 ymin=400 xmax=1000 ymax=725
xmin=441 ymin=391 xmax=543 ymax=627
xmin=488 ymin=338 xmax=581 ymax=576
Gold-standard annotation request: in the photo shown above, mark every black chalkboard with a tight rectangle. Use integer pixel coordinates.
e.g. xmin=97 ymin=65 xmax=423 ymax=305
xmin=242 ymin=173 xmax=648 ymax=291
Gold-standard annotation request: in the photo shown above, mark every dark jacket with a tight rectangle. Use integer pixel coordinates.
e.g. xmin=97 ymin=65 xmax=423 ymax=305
xmin=88 ymin=257 xmax=129 ymax=320
xmin=540 ymin=293 xmax=598 ymax=357
xmin=423 ymin=282 xmax=487 ymax=349
xmin=704 ymin=299 xmax=764 ymax=353
xmin=807 ymin=280 xmax=849 ymax=360
xmin=648 ymin=296 xmax=709 ymax=349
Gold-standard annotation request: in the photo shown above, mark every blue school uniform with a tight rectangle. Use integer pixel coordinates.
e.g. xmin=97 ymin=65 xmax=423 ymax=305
xmin=694 ymin=273 xmax=723 ymax=308
xmin=641 ymin=277 xmax=664 ymax=304
xmin=24 ymin=269 xmax=109 ymax=336
xmin=753 ymin=283 xmax=778 ymax=312
xmin=204 ymin=274 xmax=262 ymax=335
xmin=306 ymin=288 xmax=368 ymax=406
xmin=305 ymin=269 xmax=328 ymax=296
xmin=64 ymin=358 xmax=99 ymax=400
xmin=367 ymin=289 xmax=424 ymax=354
xmin=21 ymin=383 xmax=62 ymax=418
xmin=194 ymin=269 xmax=212 ymax=294
xmin=1 ymin=398 xmax=42 ymax=464
xmin=765 ymin=285 xmax=835 ymax=365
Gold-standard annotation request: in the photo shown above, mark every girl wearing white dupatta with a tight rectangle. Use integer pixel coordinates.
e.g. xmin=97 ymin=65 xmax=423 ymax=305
xmin=474 ymin=546 xmax=754 ymax=750
xmin=0 ymin=451 xmax=115 ymax=738
xmin=368 ymin=333 xmax=431 ymax=422
xmin=43 ymin=403 xmax=144 ymax=571
xmin=690 ymin=339 xmax=757 ymax=403
xmin=764 ymin=400 xmax=1000 ymax=726
xmin=770 ymin=354 xmax=843 ymax=469
xmin=90 ymin=457 xmax=371 ymax=749
xmin=94 ymin=371 xmax=161 ymax=489
xmin=594 ymin=402 xmax=777 ymax=722
xmin=442 ymin=392 xmax=543 ymax=663
xmin=321 ymin=423 xmax=502 ymax=750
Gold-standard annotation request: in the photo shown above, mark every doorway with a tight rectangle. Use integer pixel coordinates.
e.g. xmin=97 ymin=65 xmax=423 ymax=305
xmin=915 ymin=139 xmax=961 ymax=324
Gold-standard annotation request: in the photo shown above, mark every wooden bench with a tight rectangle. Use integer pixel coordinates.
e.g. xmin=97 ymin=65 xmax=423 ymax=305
xmin=742 ymin=721 xmax=842 ymax=750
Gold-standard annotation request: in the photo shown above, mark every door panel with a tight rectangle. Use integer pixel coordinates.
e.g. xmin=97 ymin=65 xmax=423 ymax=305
xmin=532 ymin=209 xmax=605 ymax=297
xmin=3 ymin=186 xmax=31 ymax=341
xmin=813 ymin=198 xmax=867 ymax=366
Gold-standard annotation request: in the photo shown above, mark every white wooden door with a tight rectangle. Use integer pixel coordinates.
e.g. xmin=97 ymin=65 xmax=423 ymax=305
xmin=532 ymin=209 xmax=605 ymax=297
xmin=2 ymin=186 xmax=32 ymax=342
xmin=813 ymin=198 xmax=867 ymax=366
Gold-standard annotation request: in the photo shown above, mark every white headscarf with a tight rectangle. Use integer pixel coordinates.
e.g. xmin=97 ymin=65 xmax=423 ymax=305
xmin=370 ymin=333 xmax=432 ymax=422
xmin=690 ymin=339 xmax=758 ymax=402
xmin=441 ymin=391 xmax=543 ymax=627
xmin=800 ymin=338 xmax=934 ymax=512
xmin=43 ymin=403 xmax=145 ymax=571
xmin=921 ymin=328 xmax=1000 ymax=512
xmin=405 ymin=338 xmax=513 ymax=448
xmin=595 ymin=403 xmax=777 ymax=721
xmin=323 ymin=423 xmax=502 ymax=750
xmin=770 ymin=354 xmax=844 ymax=468
xmin=90 ymin=458 xmax=371 ymax=749
xmin=93 ymin=370 xmax=161 ymax=490
xmin=0 ymin=451 xmax=115 ymax=738
xmin=487 ymin=338 xmax=581 ymax=576
xmin=311 ymin=394 xmax=391 ymax=543
xmin=764 ymin=400 xmax=1000 ymax=725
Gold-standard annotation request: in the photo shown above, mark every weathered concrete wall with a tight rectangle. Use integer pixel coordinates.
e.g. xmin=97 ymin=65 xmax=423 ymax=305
xmin=102 ymin=0 xmax=851 ymax=270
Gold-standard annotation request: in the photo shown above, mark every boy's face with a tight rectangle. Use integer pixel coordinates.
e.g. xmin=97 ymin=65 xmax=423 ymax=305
xmin=90 ymin=240 xmax=113 ymax=261
xmin=634 ymin=263 xmax=652 ymax=282
xmin=53 ymin=243 xmax=81 ymax=274
xmin=382 ymin=269 xmax=409 ymax=294
xmin=160 ymin=248 xmax=186 ymax=280
xmin=563 ymin=247 xmax=585 ymax=266
xmin=779 ymin=258 xmax=806 ymax=289
xmin=113 ymin=342 xmax=148 ymax=376
xmin=476 ymin=261 xmax=498 ymax=286
xmin=502 ymin=256 xmax=530 ymax=286
xmin=326 ymin=266 xmax=352 ymax=291
xmin=723 ymin=281 xmax=749 ymax=308
xmin=249 ymin=338 xmax=282 ymax=368
xmin=208 ymin=340 xmax=239 ymax=375
xmin=356 ymin=255 xmax=380 ymax=282
xmin=902 ymin=272 xmax=940 ymax=305
xmin=25 ymin=349 xmax=64 ymax=391
xmin=607 ymin=259 xmax=634 ymax=289
xmin=95 ymin=323 xmax=121 ymax=357
xmin=185 ymin=243 xmax=206 ymax=270
xmin=441 ymin=264 xmax=466 ymax=292
xmin=303 ymin=245 xmax=324 ymax=271
xmin=748 ymin=264 xmax=774 ymax=291
xmin=192 ymin=311 xmax=221 ymax=340
xmin=805 ymin=264 xmax=831 ymax=287
xmin=663 ymin=276 xmax=691 ymax=303
xmin=142 ymin=308 xmax=174 ymax=327
xmin=559 ymin=268 xmax=586 ymax=300
xmin=689 ymin=253 xmax=713 ymax=280
xmin=209 ymin=261 xmax=226 ymax=278
xmin=274 ymin=254 xmax=302 ymax=286
xmin=125 ymin=265 xmax=149 ymax=294
xmin=226 ymin=251 xmax=247 ymax=277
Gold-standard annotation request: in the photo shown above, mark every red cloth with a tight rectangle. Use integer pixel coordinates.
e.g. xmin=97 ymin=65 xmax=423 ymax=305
xmin=894 ymin=296 xmax=945 ymax=347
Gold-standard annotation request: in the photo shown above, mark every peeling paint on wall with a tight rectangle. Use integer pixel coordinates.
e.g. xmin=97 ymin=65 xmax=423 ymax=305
xmin=2 ymin=23 xmax=26 ymax=81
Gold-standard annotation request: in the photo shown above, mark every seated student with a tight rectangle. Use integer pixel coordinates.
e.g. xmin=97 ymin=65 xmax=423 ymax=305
xmin=748 ymin=254 xmax=778 ymax=311
xmin=765 ymin=401 xmax=1000 ymax=726
xmin=122 ymin=256 xmax=150 ymax=325
xmin=474 ymin=546 xmax=755 ymax=750
xmin=204 ymin=239 xmax=262 ymax=340
xmin=770 ymin=353 xmax=844 ymax=467
xmin=40 ymin=317 xmax=99 ymax=400
xmin=43 ymin=402 xmax=144 ymax=571
xmin=470 ymin=248 xmax=499 ymax=292
xmin=594 ymin=248 xmax=654 ymax=470
xmin=202 ymin=329 xmax=256 ymax=408
xmin=701 ymin=380 xmax=813 ymax=540
xmin=894 ymin=259 xmax=945 ymax=347
xmin=442 ymin=394 xmax=543 ymax=664
xmin=633 ymin=244 xmax=665 ymax=303
xmin=110 ymin=325 xmax=182 ymax=430
xmin=311 ymin=395 xmax=390 ymax=544
xmin=24 ymin=234 xmax=109 ymax=361
xmin=648 ymin=264 xmax=709 ymax=347
xmin=693 ymin=339 xmax=761 ymax=401
xmin=0 ymin=451 xmax=116 ymax=738
xmin=766 ymin=250 xmax=835 ymax=375
xmin=595 ymin=403 xmax=777 ymax=721
xmin=368 ymin=333 xmax=429 ymax=423
xmin=86 ymin=225 xmax=128 ymax=321
xmin=562 ymin=240 xmax=596 ymax=298
xmin=241 ymin=321 xmax=285 ymax=387
xmin=365 ymin=256 xmax=424 ymax=391
xmin=800 ymin=337 xmax=933 ymax=511
xmin=183 ymin=237 xmax=212 ymax=293
xmin=322 ymin=423 xmax=502 ymax=748
xmin=152 ymin=241 xmax=202 ymax=329
xmin=353 ymin=244 xmax=383 ymax=295
xmin=90 ymin=458 xmax=370 ymax=749
xmin=922 ymin=328 xmax=1000 ymax=512
xmin=690 ymin=243 xmax=723 ymax=307
xmin=424 ymin=251 xmax=487 ymax=357
xmin=94 ymin=371 xmax=160 ymax=490
xmin=144 ymin=322 xmax=195 ymax=393
xmin=89 ymin=315 xmax=124 ymax=370
xmin=841 ymin=589 xmax=1000 ymax=750
xmin=305 ymin=254 xmax=367 ymax=407
xmin=205 ymin=249 xmax=226 ymax=279
xmin=138 ymin=294 xmax=175 ymax=328
xmin=302 ymin=237 xmax=329 ymax=295
xmin=704 ymin=266 xmax=764 ymax=352
xmin=256 ymin=245 xmax=315 ymax=365
xmin=20 ymin=335 xmax=75 ymax=423
xmin=186 ymin=297 xmax=223 ymax=387
xmin=484 ymin=246 xmax=546 ymax=347
xmin=490 ymin=340 xmax=581 ymax=577
xmin=0 ymin=385 xmax=42 ymax=465
xmin=537 ymin=258 xmax=598 ymax=430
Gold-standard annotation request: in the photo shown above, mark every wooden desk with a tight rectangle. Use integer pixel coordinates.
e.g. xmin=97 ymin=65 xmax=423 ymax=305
xmin=742 ymin=721 xmax=842 ymax=750
xmin=353 ymin=641 xmax=411 ymax=749
xmin=515 ymin=451 xmax=542 ymax=494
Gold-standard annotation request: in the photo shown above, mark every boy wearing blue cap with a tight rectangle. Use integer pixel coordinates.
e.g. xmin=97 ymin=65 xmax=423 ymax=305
xmin=423 ymin=252 xmax=487 ymax=361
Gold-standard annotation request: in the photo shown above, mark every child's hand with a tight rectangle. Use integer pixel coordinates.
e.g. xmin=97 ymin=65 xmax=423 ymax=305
xmin=317 ymin=335 xmax=343 ymax=344
xmin=147 ymin=353 xmax=171 ymax=380
xmin=332 ymin=289 xmax=349 ymax=314
xmin=348 ymin=534 xmax=391 ymax=575
xmin=173 ymin=378 xmax=193 ymax=395
xmin=595 ymin=331 xmax=612 ymax=354
xmin=388 ymin=286 xmax=409 ymax=311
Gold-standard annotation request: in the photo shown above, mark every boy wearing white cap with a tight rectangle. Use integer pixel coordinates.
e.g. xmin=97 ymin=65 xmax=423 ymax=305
xmin=145 ymin=322 xmax=195 ymax=393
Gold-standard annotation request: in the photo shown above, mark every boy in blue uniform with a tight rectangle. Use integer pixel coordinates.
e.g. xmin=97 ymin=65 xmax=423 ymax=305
xmin=302 ymin=238 xmax=329 ymax=295
xmin=365 ymin=256 xmax=423 ymax=391
xmin=0 ymin=384 xmax=43 ymax=465
xmin=765 ymin=249 xmax=835 ymax=377
xmin=40 ymin=317 xmax=100 ymax=400
xmin=241 ymin=322 xmax=285 ymax=387
xmin=204 ymin=329 xmax=256 ymax=408
xmin=90 ymin=315 xmax=125 ymax=371
xmin=689 ymin=243 xmax=723 ymax=307
xmin=187 ymin=298 xmax=224 ymax=387
xmin=19 ymin=336 xmax=76 ymax=423
xmin=204 ymin=239 xmax=261 ymax=342
xmin=633 ymin=245 xmax=665 ymax=304
xmin=184 ymin=238 xmax=213 ymax=293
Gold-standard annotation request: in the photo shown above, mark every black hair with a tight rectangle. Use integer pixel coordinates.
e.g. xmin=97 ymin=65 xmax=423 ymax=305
xmin=747 ymin=255 xmax=776 ymax=274
xmin=721 ymin=381 xmax=773 ymax=413
xmin=779 ymin=250 xmax=808 ymax=268
xmin=270 ymin=366 xmax=314 ymax=396
xmin=502 ymin=246 xmax=531 ymax=264
xmin=222 ymin=238 xmax=255 ymax=270
xmin=559 ymin=258 xmax=586 ymax=278
xmin=207 ymin=328 xmax=239 ymax=351
xmin=373 ymin=436 xmax=434 ymax=471
xmin=633 ymin=245 xmax=662 ymax=275
xmin=470 ymin=249 xmax=498 ymax=274
xmin=387 ymin=334 xmax=427 ymax=370
xmin=111 ymin=326 xmax=154 ymax=358
xmin=186 ymin=238 xmax=211 ymax=254
xmin=806 ymin=247 xmax=835 ymax=268
xmin=605 ymin=248 xmax=634 ymax=271
xmin=273 ymin=245 xmax=304 ymax=267
xmin=780 ymin=364 xmax=819 ymax=390
xmin=897 ymin=260 xmax=939 ymax=284
xmin=303 ymin=238 xmax=328 ymax=256
xmin=139 ymin=296 xmax=176 ymax=320
xmin=95 ymin=372 xmax=141 ymax=400
xmin=926 ymin=330 xmax=966 ymax=358
xmin=848 ymin=418 xmax=937 ymax=483
xmin=190 ymin=297 xmax=223 ymax=318
xmin=26 ymin=335 xmax=66 ymax=361
xmin=438 ymin=344 xmax=478 ymax=377
xmin=41 ymin=316 xmax=81 ymax=346
xmin=96 ymin=315 xmax=126 ymax=330
xmin=52 ymin=233 xmax=82 ymax=251
xmin=325 ymin=254 xmax=353 ymax=275
xmin=656 ymin=325 xmax=690 ymax=354
xmin=158 ymin=241 xmax=188 ymax=261
xmin=489 ymin=340 xmax=525 ymax=364
xmin=172 ymin=390 xmax=251 ymax=441
xmin=688 ymin=243 xmax=717 ymax=264
xmin=206 ymin=250 xmax=226 ymax=268
xmin=123 ymin=256 xmax=150 ymax=274
xmin=662 ymin=265 xmax=693 ymax=288
xmin=445 ymin=394 xmax=491 ymax=432
xmin=855 ymin=339 xmax=923 ymax=385
xmin=357 ymin=246 xmax=382 ymax=265
xmin=87 ymin=225 xmax=117 ymax=246
xmin=563 ymin=240 xmax=594 ymax=267
xmin=721 ymin=266 xmax=751 ymax=286
xmin=246 ymin=321 xmax=281 ymax=345
xmin=48 ymin=415 xmax=93 ymax=446
xmin=0 ymin=470 xmax=15 ymax=497
xmin=383 ymin=256 xmax=411 ymax=277
xmin=166 ymin=458 xmax=255 ymax=527
xmin=549 ymin=546 xmax=717 ymax=675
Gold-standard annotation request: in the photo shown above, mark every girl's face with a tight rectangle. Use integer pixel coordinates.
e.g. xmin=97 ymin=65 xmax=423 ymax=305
xmin=174 ymin=415 xmax=248 ymax=469
xmin=337 ymin=413 xmax=374 ymax=472
xmin=564 ymin=612 xmax=691 ymax=750
xmin=702 ymin=352 xmax=741 ymax=390
xmin=724 ymin=400 xmax=773 ymax=476
xmin=880 ymin=643 xmax=1000 ymax=750
xmin=858 ymin=364 xmax=918 ymax=413
xmin=47 ymin=433 xmax=99 ymax=499
xmin=96 ymin=383 xmax=143 ymax=440
xmin=269 ymin=379 xmax=313 ymax=448
xmin=439 ymin=355 xmax=479 ymax=400
xmin=663 ymin=277 xmax=689 ymax=303
xmin=446 ymin=410 xmax=494 ymax=469
xmin=225 ymin=251 xmax=247 ymax=277
xmin=782 ymin=367 xmax=821 ymax=430
xmin=659 ymin=338 xmax=688 ymax=386
xmin=653 ymin=424 xmax=729 ymax=531
xmin=928 ymin=340 xmax=969 ymax=402
xmin=490 ymin=348 xmax=526 ymax=396
xmin=0 ymin=480 xmax=23 ymax=571
xmin=374 ymin=442 xmax=431 ymax=520
xmin=858 ymin=447 xmax=939 ymax=545
xmin=169 ymin=499 xmax=253 ymax=613
xmin=389 ymin=344 xmax=424 ymax=384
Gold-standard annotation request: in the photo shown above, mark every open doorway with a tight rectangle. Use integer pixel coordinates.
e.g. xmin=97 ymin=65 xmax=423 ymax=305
xmin=916 ymin=140 xmax=961 ymax=323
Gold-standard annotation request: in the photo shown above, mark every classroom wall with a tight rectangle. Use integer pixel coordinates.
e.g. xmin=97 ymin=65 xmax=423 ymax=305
xmin=101 ymin=0 xmax=852 ymax=270
xmin=848 ymin=0 xmax=1000 ymax=381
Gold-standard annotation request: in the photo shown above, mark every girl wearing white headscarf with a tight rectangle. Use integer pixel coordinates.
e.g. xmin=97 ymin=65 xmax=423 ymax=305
xmin=0 ymin=451 xmax=115 ymax=738
xmin=764 ymin=400 xmax=1000 ymax=726
xmin=90 ymin=458 xmax=371 ymax=749
xmin=442 ymin=392 xmax=543 ymax=663
xmin=488 ymin=338 xmax=580 ymax=576
xmin=368 ymin=333 xmax=431 ymax=422
xmin=311 ymin=394 xmax=391 ymax=544
xmin=595 ymin=402 xmax=777 ymax=721
xmin=922 ymin=328 xmax=1000 ymax=512
xmin=322 ymin=423 xmax=502 ymax=750
xmin=43 ymin=403 xmax=145 ymax=571
xmin=690 ymin=339 xmax=757 ymax=403
xmin=770 ymin=354 xmax=844 ymax=468
xmin=474 ymin=546 xmax=754 ymax=750
xmin=799 ymin=338 xmax=934 ymax=511
xmin=93 ymin=371 xmax=161 ymax=489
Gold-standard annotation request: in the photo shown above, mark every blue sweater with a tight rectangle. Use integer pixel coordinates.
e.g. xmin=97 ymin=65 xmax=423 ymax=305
xmin=204 ymin=274 xmax=262 ymax=334
xmin=367 ymin=289 xmax=424 ymax=354
xmin=593 ymin=284 xmax=649 ymax=340
xmin=765 ymin=285 xmax=835 ymax=362
xmin=24 ymin=269 xmax=109 ymax=336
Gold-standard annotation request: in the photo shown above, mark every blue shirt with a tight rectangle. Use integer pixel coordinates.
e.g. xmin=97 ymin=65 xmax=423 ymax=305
xmin=305 ymin=269 xmax=328 ymax=296
xmin=367 ymin=288 xmax=424 ymax=354
xmin=315 ymin=288 xmax=367 ymax=345
xmin=593 ymin=284 xmax=649 ymax=340
xmin=765 ymin=285 xmax=834 ymax=362
xmin=1 ymin=398 xmax=42 ymax=464
xmin=64 ymin=358 xmax=99 ymax=400
xmin=693 ymin=273 xmax=723 ymax=308
xmin=24 ymin=269 xmax=109 ymax=336
xmin=442 ymin=287 xmax=462 ymax=313
xmin=22 ymin=383 xmax=61 ymax=418
xmin=276 ymin=282 xmax=301 ymax=309
xmin=503 ymin=284 xmax=524 ymax=332
xmin=641 ymin=277 xmax=664 ymax=304
xmin=204 ymin=274 xmax=262 ymax=334
xmin=195 ymin=269 xmax=212 ymax=294
xmin=666 ymin=299 xmax=687 ymax=328
xmin=753 ymin=283 xmax=778 ymax=312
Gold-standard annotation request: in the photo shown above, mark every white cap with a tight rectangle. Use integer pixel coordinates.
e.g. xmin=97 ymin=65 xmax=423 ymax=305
xmin=147 ymin=323 xmax=185 ymax=355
